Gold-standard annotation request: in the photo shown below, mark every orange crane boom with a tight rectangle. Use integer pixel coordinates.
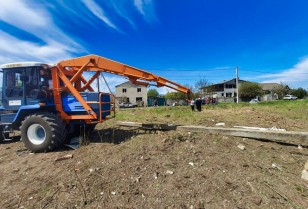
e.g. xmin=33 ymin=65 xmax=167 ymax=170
xmin=51 ymin=54 xmax=191 ymax=123
xmin=57 ymin=54 xmax=191 ymax=94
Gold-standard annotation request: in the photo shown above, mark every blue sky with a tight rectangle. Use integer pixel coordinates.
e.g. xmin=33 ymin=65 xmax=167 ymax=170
xmin=1 ymin=0 xmax=308 ymax=93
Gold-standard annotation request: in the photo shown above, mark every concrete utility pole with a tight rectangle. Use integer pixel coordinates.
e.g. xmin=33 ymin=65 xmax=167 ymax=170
xmin=236 ymin=66 xmax=239 ymax=104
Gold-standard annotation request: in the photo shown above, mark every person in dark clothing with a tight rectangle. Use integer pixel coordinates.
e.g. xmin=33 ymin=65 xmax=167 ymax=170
xmin=153 ymin=100 xmax=158 ymax=107
xmin=196 ymin=97 xmax=202 ymax=112
xmin=39 ymin=66 xmax=52 ymax=88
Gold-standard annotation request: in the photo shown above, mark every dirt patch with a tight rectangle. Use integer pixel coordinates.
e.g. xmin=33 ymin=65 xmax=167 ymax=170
xmin=0 ymin=127 xmax=307 ymax=208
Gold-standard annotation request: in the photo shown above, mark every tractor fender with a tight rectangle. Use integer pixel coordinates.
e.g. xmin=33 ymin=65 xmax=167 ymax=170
xmin=12 ymin=105 xmax=56 ymax=129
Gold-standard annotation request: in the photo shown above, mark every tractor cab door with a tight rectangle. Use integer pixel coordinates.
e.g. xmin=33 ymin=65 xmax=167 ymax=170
xmin=2 ymin=69 xmax=25 ymax=110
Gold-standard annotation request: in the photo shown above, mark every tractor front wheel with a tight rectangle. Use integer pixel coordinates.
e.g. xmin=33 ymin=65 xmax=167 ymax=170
xmin=0 ymin=126 xmax=4 ymax=142
xmin=20 ymin=112 xmax=66 ymax=152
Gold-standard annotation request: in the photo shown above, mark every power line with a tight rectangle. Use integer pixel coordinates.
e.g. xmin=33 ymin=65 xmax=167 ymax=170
xmin=241 ymin=69 xmax=308 ymax=75
xmin=144 ymin=67 xmax=235 ymax=72
xmin=163 ymin=75 xmax=235 ymax=78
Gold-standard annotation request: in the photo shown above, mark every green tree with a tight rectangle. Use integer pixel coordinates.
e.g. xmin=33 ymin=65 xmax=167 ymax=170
xmin=147 ymin=89 xmax=159 ymax=97
xmin=164 ymin=91 xmax=187 ymax=100
xmin=239 ymin=82 xmax=263 ymax=101
xmin=272 ymin=83 xmax=290 ymax=99
xmin=291 ymin=87 xmax=307 ymax=99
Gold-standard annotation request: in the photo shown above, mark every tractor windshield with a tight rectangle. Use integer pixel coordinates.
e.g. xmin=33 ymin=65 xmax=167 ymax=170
xmin=1 ymin=66 xmax=40 ymax=109
xmin=5 ymin=69 xmax=23 ymax=97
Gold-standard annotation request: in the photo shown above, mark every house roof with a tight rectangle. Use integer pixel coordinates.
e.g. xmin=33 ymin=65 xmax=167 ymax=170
xmin=216 ymin=78 xmax=247 ymax=84
xmin=115 ymin=81 xmax=145 ymax=88
xmin=259 ymin=83 xmax=281 ymax=91
xmin=203 ymin=78 xmax=248 ymax=88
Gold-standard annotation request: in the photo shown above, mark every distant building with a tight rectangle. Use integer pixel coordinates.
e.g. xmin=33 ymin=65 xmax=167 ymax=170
xmin=201 ymin=78 xmax=281 ymax=102
xmin=258 ymin=83 xmax=280 ymax=101
xmin=201 ymin=78 xmax=247 ymax=103
xmin=115 ymin=81 xmax=147 ymax=106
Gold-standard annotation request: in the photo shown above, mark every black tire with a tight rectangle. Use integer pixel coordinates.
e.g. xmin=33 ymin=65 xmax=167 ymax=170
xmin=20 ymin=112 xmax=66 ymax=152
xmin=0 ymin=126 xmax=4 ymax=142
xmin=0 ymin=126 xmax=10 ymax=142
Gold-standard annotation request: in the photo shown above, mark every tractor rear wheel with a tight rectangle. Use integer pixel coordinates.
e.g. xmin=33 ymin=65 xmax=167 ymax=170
xmin=20 ymin=112 xmax=66 ymax=152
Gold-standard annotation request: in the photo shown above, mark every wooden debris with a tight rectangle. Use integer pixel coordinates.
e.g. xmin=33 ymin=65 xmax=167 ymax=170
xmin=55 ymin=154 xmax=73 ymax=162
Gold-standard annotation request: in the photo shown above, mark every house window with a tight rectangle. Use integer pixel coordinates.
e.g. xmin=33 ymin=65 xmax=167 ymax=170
xmin=122 ymin=88 xmax=127 ymax=93
xmin=221 ymin=93 xmax=224 ymax=97
xmin=226 ymin=93 xmax=232 ymax=97
xmin=225 ymin=84 xmax=236 ymax=89
xmin=137 ymin=88 xmax=141 ymax=92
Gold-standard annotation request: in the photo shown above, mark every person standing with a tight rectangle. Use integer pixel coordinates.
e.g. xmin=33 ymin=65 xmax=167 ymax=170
xmin=190 ymin=99 xmax=195 ymax=111
xmin=154 ymin=100 xmax=158 ymax=107
xmin=196 ymin=97 xmax=202 ymax=112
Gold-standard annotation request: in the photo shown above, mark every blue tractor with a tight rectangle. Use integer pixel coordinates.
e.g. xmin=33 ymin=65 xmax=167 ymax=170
xmin=0 ymin=60 xmax=114 ymax=152
xmin=0 ymin=55 xmax=191 ymax=152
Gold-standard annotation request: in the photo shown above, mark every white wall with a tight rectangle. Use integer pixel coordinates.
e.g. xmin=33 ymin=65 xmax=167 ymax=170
xmin=115 ymin=85 xmax=147 ymax=105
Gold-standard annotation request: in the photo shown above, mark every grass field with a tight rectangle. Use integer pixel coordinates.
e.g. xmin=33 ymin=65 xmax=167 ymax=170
xmin=107 ymin=99 xmax=308 ymax=131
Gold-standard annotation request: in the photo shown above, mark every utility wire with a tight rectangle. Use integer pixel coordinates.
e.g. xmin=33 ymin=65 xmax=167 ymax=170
xmin=241 ymin=69 xmax=308 ymax=75
xmin=145 ymin=67 xmax=235 ymax=72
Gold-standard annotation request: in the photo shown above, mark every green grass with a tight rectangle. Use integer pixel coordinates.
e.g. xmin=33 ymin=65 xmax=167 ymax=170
xmin=254 ymin=99 xmax=308 ymax=120
xmin=102 ymin=99 xmax=308 ymax=131
xmin=206 ymin=99 xmax=308 ymax=119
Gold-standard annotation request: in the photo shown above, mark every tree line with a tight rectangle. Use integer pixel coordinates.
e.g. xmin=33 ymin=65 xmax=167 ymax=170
xmin=239 ymin=82 xmax=307 ymax=101
xmin=148 ymin=78 xmax=308 ymax=101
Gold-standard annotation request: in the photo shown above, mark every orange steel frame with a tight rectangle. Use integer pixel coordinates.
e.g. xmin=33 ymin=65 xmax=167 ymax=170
xmin=51 ymin=54 xmax=191 ymax=124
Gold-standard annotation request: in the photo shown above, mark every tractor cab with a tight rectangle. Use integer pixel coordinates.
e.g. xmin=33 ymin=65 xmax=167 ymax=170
xmin=0 ymin=62 xmax=52 ymax=112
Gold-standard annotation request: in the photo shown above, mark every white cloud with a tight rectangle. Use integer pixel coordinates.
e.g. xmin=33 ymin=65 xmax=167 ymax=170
xmin=147 ymin=86 xmax=176 ymax=95
xmin=96 ymin=74 xmax=177 ymax=95
xmin=99 ymin=74 xmax=128 ymax=93
xmin=259 ymin=57 xmax=308 ymax=88
xmin=0 ymin=1 xmax=48 ymax=28
xmin=156 ymin=86 xmax=175 ymax=95
xmin=109 ymin=1 xmax=136 ymax=28
xmin=0 ymin=0 xmax=80 ymax=47
xmin=0 ymin=0 xmax=83 ymax=64
xmin=0 ymin=0 xmax=158 ymax=65
xmin=82 ymin=72 xmax=128 ymax=93
xmin=134 ymin=0 xmax=146 ymax=15
xmin=0 ymin=31 xmax=74 ymax=63
xmin=134 ymin=0 xmax=156 ymax=22
xmin=81 ymin=0 xmax=119 ymax=31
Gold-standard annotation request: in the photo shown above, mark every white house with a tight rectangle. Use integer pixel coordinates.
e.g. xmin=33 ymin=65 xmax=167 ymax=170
xmin=258 ymin=83 xmax=280 ymax=101
xmin=201 ymin=78 xmax=246 ymax=102
xmin=201 ymin=78 xmax=280 ymax=102
xmin=115 ymin=81 xmax=147 ymax=106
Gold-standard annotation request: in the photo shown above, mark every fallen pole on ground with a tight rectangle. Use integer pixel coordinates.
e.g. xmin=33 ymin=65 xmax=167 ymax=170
xmin=116 ymin=121 xmax=308 ymax=146
xmin=116 ymin=121 xmax=177 ymax=130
